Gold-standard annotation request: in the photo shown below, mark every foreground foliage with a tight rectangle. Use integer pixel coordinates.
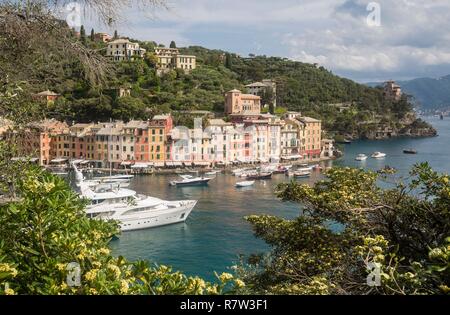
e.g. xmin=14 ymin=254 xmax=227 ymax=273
xmin=0 ymin=166 xmax=243 ymax=295
xmin=240 ymin=164 xmax=449 ymax=295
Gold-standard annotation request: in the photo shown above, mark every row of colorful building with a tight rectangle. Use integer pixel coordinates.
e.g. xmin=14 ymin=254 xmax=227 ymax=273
xmin=6 ymin=110 xmax=334 ymax=169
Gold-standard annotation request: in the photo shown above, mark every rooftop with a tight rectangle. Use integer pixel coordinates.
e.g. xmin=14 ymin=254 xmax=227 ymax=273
xmin=298 ymin=117 xmax=321 ymax=123
xmin=245 ymin=82 xmax=267 ymax=88
xmin=35 ymin=90 xmax=59 ymax=96
xmin=208 ymin=119 xmax=232 ymax=126
xmin=153 ymin=114 xmax=171 ymax=120
xmin=125 ymin=120 xmax=148 ymax=129
xmin=108 ymin=38 xmax=135 ymax=44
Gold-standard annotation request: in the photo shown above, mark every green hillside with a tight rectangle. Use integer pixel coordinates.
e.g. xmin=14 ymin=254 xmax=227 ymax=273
xmin=30 ymin=37 xmax=435 ymax=138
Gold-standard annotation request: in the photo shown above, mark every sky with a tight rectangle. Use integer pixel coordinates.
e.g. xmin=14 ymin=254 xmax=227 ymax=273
xmin=82 ymin=0 xmax=450 ymax=83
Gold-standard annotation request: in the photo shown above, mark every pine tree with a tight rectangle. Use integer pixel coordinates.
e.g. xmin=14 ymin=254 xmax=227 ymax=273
xmin=225 ymin=53 xmax=232 ymax=69
xmin=114 ymin=30 xmax=118 ymax=39
xmin=80 ymin=25 xmax=86 ymax=45
xmin=90 ymin=28 xmax=95 ymax=41
xmin=170 ymin=41 xmax=177 ymax=48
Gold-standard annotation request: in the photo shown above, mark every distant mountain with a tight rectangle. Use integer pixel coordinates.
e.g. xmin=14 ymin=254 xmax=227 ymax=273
xmin=367 ymin=75 xmax=450 ymax=109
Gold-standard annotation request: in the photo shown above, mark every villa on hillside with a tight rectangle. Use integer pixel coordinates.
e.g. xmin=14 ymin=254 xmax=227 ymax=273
xmin=384 ymin=80 xmax=402 ymax=101
xmin=245 ymin=79 xmax=277 ymax=108
xmin=94 ymin=32 xmax=111 ymax=43
xmin=154 ymin=47 xmax=197 ymax=74
xmin=107 ymin=39 xmax=146 ymax=61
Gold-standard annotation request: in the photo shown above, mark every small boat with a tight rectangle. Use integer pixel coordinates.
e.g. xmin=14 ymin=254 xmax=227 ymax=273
xmin=235 ymin=181 xmax=255 ymax=188
xmin=205 ymin=170 xmax=221 ymax=176
xmin=297 ymin=166 xmax=314 ymax=172
xmin=272 ymin=165 xmax=292 ymax=174
xmin=403 ymin=149 xmax=417 ymax=154
xmin=288 ymin=171 xmax=311 ymax=178
xmin=371 ymin=152 xmax=386 ymax=159
xmin=246 ymin=172 xmax=272 ymax=180
xmin=170 ymin=175 xmax=211 ymax=187
xmin=232 ymin=168 xmax=249 ymax=177
xmin=310 ymin=164 xmax=320 ymax=171
xmin=355 ymin=154 xmax=368 ymax=161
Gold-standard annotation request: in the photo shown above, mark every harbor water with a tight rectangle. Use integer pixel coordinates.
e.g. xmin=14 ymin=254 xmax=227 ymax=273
xmin=110 ymin=117 xmax=449 ymax=281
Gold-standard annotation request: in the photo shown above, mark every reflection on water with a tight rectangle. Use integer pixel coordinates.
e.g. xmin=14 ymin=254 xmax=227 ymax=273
xmin=110 ymin=117 xmax=449 ymax=281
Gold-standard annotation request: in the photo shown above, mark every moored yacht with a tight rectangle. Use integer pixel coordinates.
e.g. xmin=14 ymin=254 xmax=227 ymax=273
xmin=355 ymin=154 xmax=368 ymax=161
xmin=287 ymin=170 xmax=311 ymax=178
xmin=73 ymin=164 xmax=197 ymax=231
xmin=371 ymin=152 xmax=387 ymax=159
xmin=235 ymin=180 xmax=255 ymax=188
xmin=170 ymin=174 xmax=212 ymax=187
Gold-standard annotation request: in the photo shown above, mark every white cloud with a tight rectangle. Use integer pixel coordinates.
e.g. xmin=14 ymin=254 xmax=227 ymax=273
xmin=84 ymin=0 xmax=450 ymax=81
xmin=281 ymin=0 xmax=450 ymax=80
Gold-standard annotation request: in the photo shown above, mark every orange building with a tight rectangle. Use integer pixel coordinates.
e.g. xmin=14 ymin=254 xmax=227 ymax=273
xmin=12 ymin=119 xmax=68 ymax=166
xmin=298 ymin=117 xmax=322 ymax=160
xmin=150 ymin=115 xmax=173 ymax=163
xmin=128 ymin=121 xmax=150 ymax=163
xmin=224 ymin=89 xmax=261 ymax=117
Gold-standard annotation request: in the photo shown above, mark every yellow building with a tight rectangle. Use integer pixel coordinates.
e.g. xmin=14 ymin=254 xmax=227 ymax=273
xmin=154 ymin=47 xmax=197 ymax=72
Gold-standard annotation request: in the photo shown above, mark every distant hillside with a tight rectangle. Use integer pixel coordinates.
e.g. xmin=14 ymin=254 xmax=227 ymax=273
xmin=367 ymin=75 xmax=450 ymax=109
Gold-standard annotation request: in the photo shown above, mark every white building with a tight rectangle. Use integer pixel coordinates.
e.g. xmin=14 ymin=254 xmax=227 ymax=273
xmin=107 ymin=39 xmax=146 ymax=61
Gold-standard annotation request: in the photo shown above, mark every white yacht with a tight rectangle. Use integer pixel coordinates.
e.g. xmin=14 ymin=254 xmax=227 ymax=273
xmin=73 ymin=164 xmax=197 ymax=231
xmin=371 ymin=152 xmax=387 ymax=159
xmin=355 ymin=154 xmax=368 ymax=161
xmin=235 ymin=180 xmax=255 ymax=188
xmin=170 ymin=174 xmax=211 ymax=187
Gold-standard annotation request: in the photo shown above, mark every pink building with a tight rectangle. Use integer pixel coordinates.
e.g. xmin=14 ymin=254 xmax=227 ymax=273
xmin=224 ymin=89 xmax=261 ymax=118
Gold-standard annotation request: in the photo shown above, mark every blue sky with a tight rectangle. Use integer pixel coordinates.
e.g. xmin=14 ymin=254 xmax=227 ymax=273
xmin=84 ymin=0 xmax=450 ymax=83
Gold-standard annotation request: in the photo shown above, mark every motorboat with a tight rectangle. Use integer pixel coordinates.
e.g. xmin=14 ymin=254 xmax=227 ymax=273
xmin=235 ymin=181 xmax=255 ymax=188
xmin=272 ymin=165 xmax=292 ymax=174
xmin=371 ymin=152 xmax=387 ymax=159
xmin=287 ymin=170 xmax=311 ymax=178
xmin=297 ymin=165 xmax=315 ymax=172
xmin=403 ymin=149 xmax=417 ymax=154
xmin=205 ymin=170 xmax=221 ymax=176
xmin=246 ymin=172 xmax=272 ymax=180
xmin=169 ymin=174 xmax=211 ymax=186
xmin=355 ymin=154 xmax=368 ymax=161
xmin=232 ymin=168 xmax=250 ymax=176
xmin=72 ymin=164 xmax=196 ymax=231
